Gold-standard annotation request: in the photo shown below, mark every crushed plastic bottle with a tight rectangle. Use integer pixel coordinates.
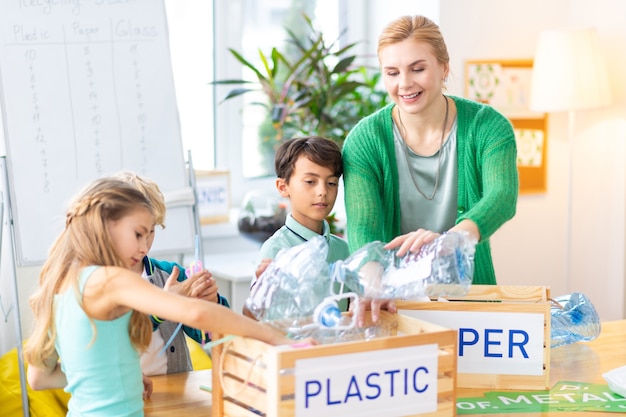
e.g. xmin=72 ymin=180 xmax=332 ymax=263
xmin=332 ymin=231 xmax=476 ymax=300
xmin=245 ymin=235 xmax=331 ymax=326
xmin=245 ymin=233 xmax=477 ymax=344
xmin=550 ymin=292 xmax=601 ymax=348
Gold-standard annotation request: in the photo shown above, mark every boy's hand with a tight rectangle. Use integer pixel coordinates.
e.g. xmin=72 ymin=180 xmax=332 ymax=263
xmin=192 ymin=273 xmax=218 ymax=303
xmin=255 ymin=258 xmax=272 ymax=279
xmin=164 ymin=267 xmax=217 ymax=302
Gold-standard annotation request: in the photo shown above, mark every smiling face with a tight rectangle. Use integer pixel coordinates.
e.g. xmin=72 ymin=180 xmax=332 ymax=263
xmin=379 ymin=38 xmax=448 ymax=115
xmin=276 ymin=154 xmax=339 ymax=234
xmin=107 ymin=206 xmax=154 ymax=270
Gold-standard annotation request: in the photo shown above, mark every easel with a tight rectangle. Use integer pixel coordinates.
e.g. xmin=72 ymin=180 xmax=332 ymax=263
xmin=187 ymin=150 xmax=205 ymax=266
xmin=0 ymin=157 xmax=29 ymax=416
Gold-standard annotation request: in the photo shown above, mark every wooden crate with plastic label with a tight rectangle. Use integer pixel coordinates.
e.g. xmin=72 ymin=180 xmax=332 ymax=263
xmin=211 ymin=311 xmax=457 ymax=417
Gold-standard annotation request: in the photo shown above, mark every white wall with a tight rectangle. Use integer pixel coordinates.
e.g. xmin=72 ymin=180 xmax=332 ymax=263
xmin=438 ymin=0 xmax=626 ymax=320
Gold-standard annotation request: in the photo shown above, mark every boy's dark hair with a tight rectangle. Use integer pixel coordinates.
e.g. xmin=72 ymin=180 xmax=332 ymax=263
xmin=274 ymin=136 xmax=343 ymax=183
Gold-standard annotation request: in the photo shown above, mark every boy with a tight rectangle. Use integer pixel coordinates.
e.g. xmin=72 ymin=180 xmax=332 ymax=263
xmin=115 ymin=171 xmax=230 ymax=375
xmin=246 ymin=136 xmax=350 ymax=314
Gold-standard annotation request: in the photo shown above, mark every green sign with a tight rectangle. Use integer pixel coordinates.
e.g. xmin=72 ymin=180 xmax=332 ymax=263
xmin=457 ymin=381 xmax=626 ymax=414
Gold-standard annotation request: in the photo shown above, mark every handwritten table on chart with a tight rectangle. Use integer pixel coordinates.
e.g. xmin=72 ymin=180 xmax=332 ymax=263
xmin=0 ymin=0 xmax=192 ymax=265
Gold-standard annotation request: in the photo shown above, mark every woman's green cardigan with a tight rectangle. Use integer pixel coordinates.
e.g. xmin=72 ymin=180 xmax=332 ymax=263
xmin=342 ymin=96 xmax=519 ymax=285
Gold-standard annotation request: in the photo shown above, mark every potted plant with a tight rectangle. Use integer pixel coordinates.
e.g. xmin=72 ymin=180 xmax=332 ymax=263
xmin=212 ymin=13 xmax=387 ymax=149
xmin=213 ymin=13 xmax=387 ymax=237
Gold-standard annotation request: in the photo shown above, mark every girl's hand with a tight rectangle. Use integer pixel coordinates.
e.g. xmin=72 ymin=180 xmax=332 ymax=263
xmin=26 ymin=350 xmax=67 ymax=390
xmin=289 ymin=337 xmax=318 ymax=348
xmin=142 ymin=374 xmax=153 ymax=400
xmin=261 ymin=324 xmax=318 ymax=346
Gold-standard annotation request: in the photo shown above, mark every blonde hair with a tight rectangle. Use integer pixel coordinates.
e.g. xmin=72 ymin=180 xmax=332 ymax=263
xmin=377 ymin=15 xmax=450 ymax=66
xmin=112 ymin=170 xmax=166 ymax=228
xmin=24 ymin=178 xmax=154 ymax=368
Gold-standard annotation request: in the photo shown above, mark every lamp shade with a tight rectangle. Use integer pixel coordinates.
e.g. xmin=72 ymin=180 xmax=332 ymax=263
xmin=529 ymin=28 xmax=612 ymax=112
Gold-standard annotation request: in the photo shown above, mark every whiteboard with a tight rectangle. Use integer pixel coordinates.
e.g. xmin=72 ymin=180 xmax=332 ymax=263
xmin=0 ymin=0 xmax=195 ymax=265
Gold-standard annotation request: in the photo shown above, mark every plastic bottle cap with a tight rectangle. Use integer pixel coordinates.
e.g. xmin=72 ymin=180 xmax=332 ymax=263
xmin=314 ymin=300 xmax=342 ymax=328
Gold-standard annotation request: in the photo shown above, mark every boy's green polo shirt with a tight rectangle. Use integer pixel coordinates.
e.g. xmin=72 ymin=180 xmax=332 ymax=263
xmin=257 ymin=214 xmax=349 ymax=263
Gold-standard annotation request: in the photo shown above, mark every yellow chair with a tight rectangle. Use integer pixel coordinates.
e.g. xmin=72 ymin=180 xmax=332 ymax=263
xmin=0 ymin=338 xmax=211 ymax=417
xmin=0 ymin=347 xmax=70 ymax=417
xmin=186 ymin=335 xmax=213 ymax=370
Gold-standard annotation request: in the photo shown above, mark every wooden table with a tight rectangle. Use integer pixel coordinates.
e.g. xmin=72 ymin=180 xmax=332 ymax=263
xmin=144 ymin=369 xmax=212 ymax=416
xmin=145 ymin=320 xmax=626 ymax=416
xmin=456 ymin=319 xmax=626 ymax=416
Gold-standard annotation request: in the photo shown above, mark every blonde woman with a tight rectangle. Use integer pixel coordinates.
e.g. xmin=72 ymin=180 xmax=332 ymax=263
xmin=343 ymin=15 xmax=518 ymax=285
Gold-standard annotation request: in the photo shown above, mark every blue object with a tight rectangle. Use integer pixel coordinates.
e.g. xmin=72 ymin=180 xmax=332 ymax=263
xmin=550 ymin=292 xmax=601 ymax=348
xmin=314 ymin=301 xmax=342 ymax=328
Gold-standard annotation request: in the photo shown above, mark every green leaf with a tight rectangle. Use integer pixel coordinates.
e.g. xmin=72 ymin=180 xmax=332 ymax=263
xmin=221 ymin=87 xmax=259 ymax=101
xmin=208 ymin=79 xmax=253 ymax=86
xmin=258 ymin=49 xmax=274 ymax=84
xmin=228 ymin=48 xmax=268 ymax=83
xmin=212 ymin=12 xmax=389 ymax=147
xmin=332 ymin=56 xmax=356 ymax=74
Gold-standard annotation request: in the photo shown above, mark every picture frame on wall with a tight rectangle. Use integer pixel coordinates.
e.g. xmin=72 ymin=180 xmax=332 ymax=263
xmin=194 ymin=170 xmax=230 ymax=224
xmin=465 ymin=59 xmax=548 ymax=194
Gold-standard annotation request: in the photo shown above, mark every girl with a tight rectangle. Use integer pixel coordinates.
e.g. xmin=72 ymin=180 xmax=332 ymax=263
xmin=24 ymin=177 xmax=293 ymax=416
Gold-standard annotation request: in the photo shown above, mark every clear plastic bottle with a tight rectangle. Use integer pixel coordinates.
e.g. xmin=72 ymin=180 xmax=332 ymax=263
xmin=332 ymin=231 xmax=476 ymax=300
xmin=245 ymin=235 xmax=330 ymax=324
xmin=550 ymin=292 xmax=601 ymax=348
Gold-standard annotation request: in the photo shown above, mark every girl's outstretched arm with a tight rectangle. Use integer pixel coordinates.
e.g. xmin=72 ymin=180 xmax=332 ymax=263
xmin=98 ymin=266 xmax=293 ymax=346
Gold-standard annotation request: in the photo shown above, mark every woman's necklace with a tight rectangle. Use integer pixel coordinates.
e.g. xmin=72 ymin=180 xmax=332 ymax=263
xmin=397 ymin=95 xmax=449 ymax=200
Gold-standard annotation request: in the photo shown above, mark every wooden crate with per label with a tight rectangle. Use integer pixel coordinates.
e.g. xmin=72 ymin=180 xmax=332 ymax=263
xmin=398 ymin=285 xmax=551 ymax=390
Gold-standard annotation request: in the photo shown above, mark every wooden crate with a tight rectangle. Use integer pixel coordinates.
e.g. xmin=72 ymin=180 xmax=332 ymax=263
xmin=212 ymin=311 xmax=457 ymax=417
xmin=397 ymin=285 xmax=551 ymax=390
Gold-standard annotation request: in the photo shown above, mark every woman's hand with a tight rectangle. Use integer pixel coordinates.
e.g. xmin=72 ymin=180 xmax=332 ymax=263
xmin=350 ymin=298 xmax=398 ymax=328
xmin=384 ymin=228 xmax=441 ymax=257
xmin=384 ymin=220 xmax=479 ymax=257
